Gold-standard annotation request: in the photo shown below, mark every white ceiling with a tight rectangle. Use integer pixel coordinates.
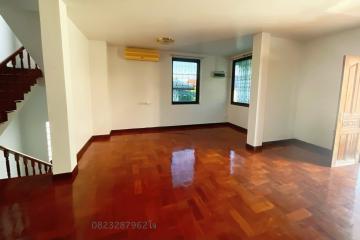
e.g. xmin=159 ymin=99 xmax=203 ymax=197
xmin=65 ymin=0 xmax=360 ymax=56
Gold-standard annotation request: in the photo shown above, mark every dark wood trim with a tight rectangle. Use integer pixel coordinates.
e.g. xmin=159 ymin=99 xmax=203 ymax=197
xmin=290 ymin=139 xmax=332 ymax=156
xmin=262 ymin=139 xmax=294 ymax=148
xmin=230 ymin=55 xmax=252 ymax=107
xmin=0 ymin=46 xmax=25 ymax=68
xmin=245 ymin=144 xmax=263 ymax=152
xmin=172 ymin=101 xmax=200 ymax=105
xmin=92 ymin=134 xmax=111 ymax=141
xmin=245 ymin=139 xmax=332 ymax=155
xmin=225 ymin=122 xmax=248 ymax=134
xmin=231 ymin=102 xmax=249 ymax=107
xmin=76 ymin=134 xmax=111 ymax=163
xmin=262 ymin=138 xmax=332 ymax=156
xmin=76 ymin=137 xmax=93 ymax=162
xmin=171 ymin=57 xmax=200 ymax=105
xmin=111 ymin=122 xmax=228 ymax=135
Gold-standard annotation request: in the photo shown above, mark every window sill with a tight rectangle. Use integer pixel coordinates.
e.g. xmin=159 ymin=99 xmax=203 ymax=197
xmin=231 ymin=102 xmax=249 ymax=107
xmin=172 ymin=101 xmax=200 ymax=105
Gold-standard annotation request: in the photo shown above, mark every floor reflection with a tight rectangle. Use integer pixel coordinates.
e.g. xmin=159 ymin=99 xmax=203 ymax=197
xmin=0 ymin=203 xmax=26 ymax=238
xmin=230 ymin=150 xmax=235 ymax=175
xmin=171 ymin=149 xmax=195 ymax=187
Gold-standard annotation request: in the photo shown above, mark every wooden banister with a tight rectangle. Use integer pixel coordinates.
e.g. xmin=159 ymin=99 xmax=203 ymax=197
xmin=0 ymin=47 xmax=25 ymax=69
xmin=0 ymin=145 xmax=52 ymax=179
xmin=0 ymin=46 xmax=39 ymax=70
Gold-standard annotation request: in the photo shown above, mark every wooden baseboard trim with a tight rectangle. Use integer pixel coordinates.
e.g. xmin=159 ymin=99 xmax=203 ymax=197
xmin=245 ymin=138 xmax=332 ymax=155
xmin=262 ymin=139 xmax=294 ymax=148
xmin=76 ymin=134 xmax=111 ymax=164
xmin=290 ymin=139 xmax=332 ymax=156
xmin=262 ymin=138 xmax=332 ymax=156
xmin=245 ymin=143 xmax=263 ymax=152
xmin=110 ymin=122 xmax=229 ymax=135
xmin=76 ymin=137 xmax=93 ymax=162
xmin=92 ymin=134 xmax=111 ymax=141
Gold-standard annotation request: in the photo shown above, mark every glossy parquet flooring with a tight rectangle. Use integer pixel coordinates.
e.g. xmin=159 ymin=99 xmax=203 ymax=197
xmin=1 ymin=127 xmax=360 ymax=239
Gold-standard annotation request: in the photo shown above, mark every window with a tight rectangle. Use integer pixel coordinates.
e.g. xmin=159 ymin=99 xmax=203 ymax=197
xmin=45 ymin=121 xmax=52 ymax=161
xmin=172 ymin=58 xmax=200 ymax=104
xmin=231 ymin=56 xmax=252 ymax=106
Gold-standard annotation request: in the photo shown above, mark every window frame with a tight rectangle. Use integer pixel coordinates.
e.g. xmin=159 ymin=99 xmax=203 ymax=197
xmin=171 ymin=57 xmax=200 ymax=105
xmin=230 ymin=55 xmax=252 ymax=107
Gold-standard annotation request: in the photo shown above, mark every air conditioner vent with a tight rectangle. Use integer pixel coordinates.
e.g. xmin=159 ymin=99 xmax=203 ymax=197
xmin=124 ymin=48 xmax=160 ymax=62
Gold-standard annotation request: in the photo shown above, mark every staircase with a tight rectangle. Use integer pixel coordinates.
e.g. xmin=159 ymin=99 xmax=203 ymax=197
xmin=0 ymin=47 xmax=52 ymax=179
xmin=0 ymin=47 xmax=42 ymax=123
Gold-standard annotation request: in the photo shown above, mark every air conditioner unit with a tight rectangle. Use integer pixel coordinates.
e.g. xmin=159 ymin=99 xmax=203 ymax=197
xmin=124 ymin=48 xmax=160 ymax=62
xmin=213 ymin=71 xmax=226 ymax=78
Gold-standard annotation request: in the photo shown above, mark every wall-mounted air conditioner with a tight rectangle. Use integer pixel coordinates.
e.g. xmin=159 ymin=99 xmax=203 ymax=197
xmin=124 ymin=47 xmax=160 ymax=62
xmin=213 ymin=71 xmax=226 ymax=78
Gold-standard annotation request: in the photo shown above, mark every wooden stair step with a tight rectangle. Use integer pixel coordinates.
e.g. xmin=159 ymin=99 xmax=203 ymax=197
xmin=0 ymin=46 xmax=42 ymax=124
xmin=0 ymin=100 xmax=17 ymax=112
xmin=0 ymin=81 xmax=34 ymax=89
xmin=0 ymin=111 xmax=8 ymax=123
xmin=0 ymin=91 xmax=25 ymax=101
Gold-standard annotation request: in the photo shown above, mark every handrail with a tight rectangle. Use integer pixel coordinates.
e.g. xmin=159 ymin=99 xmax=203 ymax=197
xmin=0 ymin=46 xmax=39 ymax=70
xmin=0 ymin=145 xmax=52 ymax=179
xmin=0 ymin=145 xmax=52 ymax=166
xmin=0 ymin=47 xmax=25 ymax=68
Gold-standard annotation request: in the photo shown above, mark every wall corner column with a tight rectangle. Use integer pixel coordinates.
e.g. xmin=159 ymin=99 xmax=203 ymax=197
xmin=39 ymin=0 xmax=76 ymax=174
xmin=247 ymin=32 xmax=271 ymax=147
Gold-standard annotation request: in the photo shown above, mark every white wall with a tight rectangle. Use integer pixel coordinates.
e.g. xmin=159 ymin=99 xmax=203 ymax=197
xmin=0 ymin=117 xmax=23 ymax=151
xmin=67 ymin=19 xmax=93 ymax=154
xmin=294 ymin=28 xmax=360 ymax=149
xmin=227 ymin=105 xmax=248 ymax=129
xmin=90 ymin=40 xmax=111 ymax=136
xmin=0 ymin=15 xmax=20 ymax=62
xmin=263 ymin=36 xmax=302 ymax=142
xmin=108 ymin=47 xmax=228 ymax=129
xmin=0 ymin=85 xmax=48 ymax=158
xmin=18 ymin=83 xmax=49 ymax=160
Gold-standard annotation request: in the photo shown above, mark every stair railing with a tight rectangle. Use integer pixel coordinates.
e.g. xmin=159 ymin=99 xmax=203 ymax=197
xmin=0 ymin=46 xmax=43 ymax=123
xmin=0 ymin=46 xmax=40 ymax=70
xmin=0 ymin=145 xmax=52 ymax=179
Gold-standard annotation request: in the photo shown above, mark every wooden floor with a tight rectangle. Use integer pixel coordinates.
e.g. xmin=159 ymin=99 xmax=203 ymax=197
xmin=1 ymin=126 xmax=360 ymax=239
